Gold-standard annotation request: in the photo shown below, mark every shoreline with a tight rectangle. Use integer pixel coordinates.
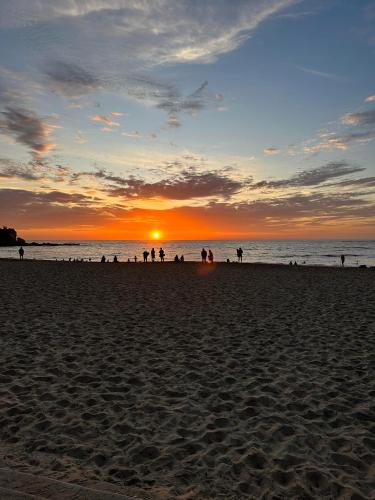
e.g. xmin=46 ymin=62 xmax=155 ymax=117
xmin=0 ymin=257 xmax=373 ymax=269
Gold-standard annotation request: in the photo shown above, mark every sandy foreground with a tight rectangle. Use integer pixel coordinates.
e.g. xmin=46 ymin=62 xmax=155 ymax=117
xmin=0 ymin=260 xmax=374 ymax=499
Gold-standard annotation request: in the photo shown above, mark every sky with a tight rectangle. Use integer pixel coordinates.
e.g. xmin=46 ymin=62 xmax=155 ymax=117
xmin=0 ymin=0 xmax=375 ymax=240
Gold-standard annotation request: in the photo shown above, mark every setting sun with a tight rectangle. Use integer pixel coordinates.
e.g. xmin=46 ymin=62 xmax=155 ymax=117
xmin=151 ymin=231 xmax=161 ymax=240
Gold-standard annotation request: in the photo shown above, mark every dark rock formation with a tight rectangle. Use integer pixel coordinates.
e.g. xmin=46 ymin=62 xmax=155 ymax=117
xmin=0 ymin=227 xmax=26 ymax=246
xmin=0 ymin=226 xmax=79 ymax=246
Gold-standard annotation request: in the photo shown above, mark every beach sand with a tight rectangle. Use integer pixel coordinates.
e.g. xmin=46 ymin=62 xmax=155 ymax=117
xmin=0 ymin=260 xmax=374 ymax=499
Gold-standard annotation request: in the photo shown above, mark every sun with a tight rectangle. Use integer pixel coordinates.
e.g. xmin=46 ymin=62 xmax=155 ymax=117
xmin=151 ymin=231 xmax=161 ymax=240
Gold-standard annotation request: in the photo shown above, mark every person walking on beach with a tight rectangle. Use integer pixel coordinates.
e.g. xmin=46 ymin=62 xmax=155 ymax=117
xmin=180 ymin=255 xmax=184 ymax=262
xmin=237 ymin=247 xmax=243 ymax=262
xmin=113 ymin=255 xmax=118 ymax=263
xmin=341 ymin=254 xmax=345 ymax=267
xmin=208 ymin=249 xmax=214 ymax=264
xmin=101 ymin=255 xmax=106 ymax=263
xmin=143 ymin=250 xmax=149 ymax=262
xmin=201 ymin=248 xmax=207 ymax=263
xmin=18 ymin=246 xmax=24 ymax=260
xmin=159 ymin=248 xmax=165 ymax=262
xmin=151 ymin=247 xmax=156 ymax=262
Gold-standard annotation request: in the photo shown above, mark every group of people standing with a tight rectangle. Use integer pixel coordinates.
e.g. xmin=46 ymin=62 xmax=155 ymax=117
xmin=142 ymin=247 xmax=165 ymax=262
xmin=16 ymin=245 xmax=352 ymax=267
xmin=201 ymin=248 xmax=214 ymax=263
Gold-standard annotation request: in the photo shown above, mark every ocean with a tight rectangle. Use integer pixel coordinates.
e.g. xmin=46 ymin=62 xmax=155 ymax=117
xmin=1 ymin=240 xmax=375 ymax=267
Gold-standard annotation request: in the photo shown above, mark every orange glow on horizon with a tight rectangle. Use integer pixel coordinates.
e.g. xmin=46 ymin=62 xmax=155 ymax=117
xmin=14 ymin=207 xmax=375 ymax=241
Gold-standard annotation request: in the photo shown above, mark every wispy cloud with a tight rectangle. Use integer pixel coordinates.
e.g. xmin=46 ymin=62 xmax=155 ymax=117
xmin=298 ymin=66 xmax=342 ymax=80
xmin=3 ymin=1 xmax=299 ymax=128
xmin=264 ymin=147 xmax=280 ymax=155
xmin=304 ymin=131 xmax=375 ymax=153
xmin=0 ymin=107 xmax=56 ymax=160
xmin=302 ymin=97 xmax=375 ymax=154
xmin=125 ymin=77 xmax=220 ymax=127
xmin=251 ymin=161 xmax=365 ymax=190
xmin=365 ymin=95 xmax=375 ymax=102
xmin=276 ymin=10 xmax=315 ymax=19
xmin=340 ymin=109 xmax=375 ymax=126
xmin=122 ymin=131 xmax=142 ymax=138
xmin=75 ymin=130 xmax=87 ymax=144
xmin=2 ymin=1 xmax=298 ymax=64
xmin=44 ymin=61 xmax=101 ymax=96
xmin=90 ymin=114 xmax=120 ymax=126
xmin=0 ymin=158 xmax=69 ymax=182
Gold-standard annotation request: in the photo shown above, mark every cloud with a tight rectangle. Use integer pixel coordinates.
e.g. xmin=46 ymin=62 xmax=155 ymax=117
xmin=1 ymin=1 xmax=298 ymax=64
xmin=340 ymin=109 xmax=375 ymax=126
xmin=0 ymin=107 xmax=56 ymax=160
xmin=263 ymin=147 xmax=280 ymax=155
xmin=365 ymin=95 xmax=375 ymax=102
xmin=304 ymin=130 xmax=375 ymax=153
xmin=85 ymin=167 xmax=249 ymax=201
xmin=298 ymin=66 xmax=342 ymax=80
xmin=2 ymin=2 xmax=298 ymax=125
xmin=90 ymin=114 xmax=120 ymax=126
xmin=0 ymin=188 xmax=111 ymax=229
xmin=125 ymin=77 xmax=218 ymax=127
xmin=43 ymin=64 xmax=190 ymax=125
xmin=0 ymin=158 xmax=69 ymax=182
xmin=122 ymin=131 xmax=142 ymax=138
xmin=326 ymin=176 xmax=375 ymax=189
xmin=75 ymin=130 xmax=87 ymax=144
xmin=167 ymin=115 xmax=181 ymax=128
xmin=252 ymin=161 xmax=365 ymax=190
xmin=44 ymin=61 xmax=101 ymax=96
xmin=276 ymin=10 xmax=315 ymax=19
xmin=0 ymin=65 xmax=44 ymax=108
xmin=2 ymin=186 xmax=374 ymax=237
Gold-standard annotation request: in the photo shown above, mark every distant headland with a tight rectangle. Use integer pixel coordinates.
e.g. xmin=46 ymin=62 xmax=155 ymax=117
xmin=0 ymin=227 xmax=79 ymax=247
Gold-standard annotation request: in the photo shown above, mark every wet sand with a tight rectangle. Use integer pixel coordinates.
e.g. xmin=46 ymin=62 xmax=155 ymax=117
xmin=0 ymin=260 xmax=374 ymax=499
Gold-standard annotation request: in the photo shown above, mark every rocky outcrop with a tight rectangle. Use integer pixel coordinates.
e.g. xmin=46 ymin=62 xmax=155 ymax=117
xmin=0 ymin=227 xmax=26 ymax=246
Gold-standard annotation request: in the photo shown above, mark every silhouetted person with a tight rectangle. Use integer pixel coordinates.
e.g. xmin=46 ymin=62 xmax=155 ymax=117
xmin=134 ymin=255 xmax=137 ymax=263
xmin=294 ymin=261 xmax=298 ymax=266
xmin=143 ymin=250 xmax=149 ymax=262
xmin=201 ymin=248 xmax=207 ymax=263
xmin=159 ymin=248 xmax=165 ymax=262
xmin=113 ymin=255 xmax=118 ymax=263
xmin=341 ymin=254 xmax=345 ymax=267
xmin=289 ymin=261 xmax=293 ymax=266
xmin=237 ymin=247 xmax=243 ymax=262
xmin=174 ymin=254 xmax=179 ymax=262
xmin=180 ymin=255 xmax=184 ymax=262
xmin=18 ymin=246 xmax=24 ymax=260
xmin=208 ymin=249 xmax=213 ymax=263
xmin=227 ymin=258 xmax=230 ymax=263
xmin=101 ymin=255 xmax=106 ymax=263
xmin=151 ymin=247 xmax=156 ymax=262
